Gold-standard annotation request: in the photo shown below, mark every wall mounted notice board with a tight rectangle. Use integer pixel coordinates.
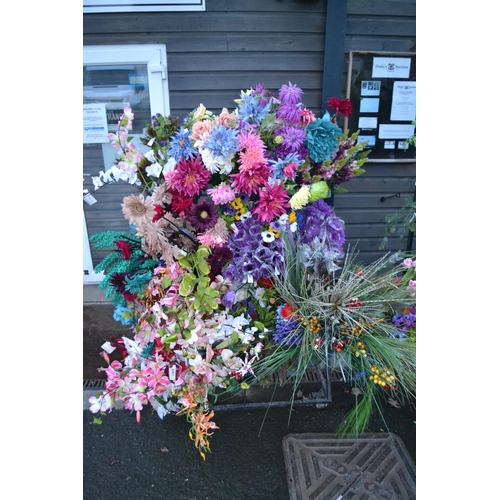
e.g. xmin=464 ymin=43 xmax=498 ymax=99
xmin=345 ymin=51 xmax=416 ymax=162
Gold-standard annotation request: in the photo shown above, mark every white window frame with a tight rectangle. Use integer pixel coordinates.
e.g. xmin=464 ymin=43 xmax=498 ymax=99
xmin=83 ymin=0 xmax=205 ymax=14
xmin=83 ymin=44 xmax=170 ymax=284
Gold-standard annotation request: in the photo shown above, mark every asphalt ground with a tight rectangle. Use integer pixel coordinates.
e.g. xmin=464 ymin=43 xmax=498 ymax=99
xmin=83 ymin=289 xmax=416 ymax=500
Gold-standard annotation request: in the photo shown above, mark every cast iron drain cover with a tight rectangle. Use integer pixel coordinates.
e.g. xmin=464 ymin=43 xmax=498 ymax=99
xmin=283 ymin=433 xmax=415 ymax=500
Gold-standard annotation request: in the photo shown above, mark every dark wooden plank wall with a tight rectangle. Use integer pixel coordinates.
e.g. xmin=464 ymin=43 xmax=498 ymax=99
xmin=83 ymin=0 xmax=416 ymax=267
xmin=333 ymin=0 xmax=416 ymax=264
xmin=84 ymin=0 xmax=330 ymax=265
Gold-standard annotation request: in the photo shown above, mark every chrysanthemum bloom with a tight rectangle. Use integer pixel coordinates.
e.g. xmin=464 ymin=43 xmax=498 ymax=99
xmin=207 ymin=183 xmax=236 ymax=205
xmin=164 ymin=155 xmax=211 ymax=197
xmin=325 ymin=96 xmax=353 ymax=117
xmin=167 ymin=187 xmax=193 ymax=215
xmin=230 ymin=163 xmax=271 ymax=196
xmin=278 ymin=81 xmax=303 ymax=106
xmin=300 ymin=108 xmax=315 ymax=126
xmin=239 ymin=147 xmax=267 ymax=171
xmin=204 ymin=124 xmax=239 ymax=158
xmin=151 ymin=182 xmax=172 ymax=206
xmin=197 ymin=218 xmax=230 ymax=249
xmin=237 ymin=92 xmax=272 ymax=125
xmin=304 ymin=112 xmax=343 ymax=163
xmin=253 ymin=181 xmax=290 ymax=223
xmin=200 ymin=148 xmax=235 ymax=175
xmin=278 ymin=126 xmax=306 ymax=153
xmin=289 ymin=186 xmax=311 ymax=210
xmin=122 ymin=194 xmax=155 ymax=226
xmin=168 ymin=128 xmax=197 ymax=161
xmin=276 ymin=104 xmax=302 ymax=125
xmin=187 ymin=200 xmax=218 ymax=232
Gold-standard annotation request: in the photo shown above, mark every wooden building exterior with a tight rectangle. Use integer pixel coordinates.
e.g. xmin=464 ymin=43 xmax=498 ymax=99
xmin=83 ymin=0 xmax=416 ymax=273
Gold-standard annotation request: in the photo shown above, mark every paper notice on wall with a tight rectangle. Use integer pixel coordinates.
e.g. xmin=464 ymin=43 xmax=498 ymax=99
xmin=83 ymin=103 xmax=109 ymax=143
xmin=390 ymin=81 xmax=416 ymax=121
xmin=358 ymin=117 xmax=378 ymax=129
xmin=360 ymin=98 xmax=380 ymax=113
xmin=372 ymin=57 xmax=411 ymax=78
xmin=360 ymin=80 xmax=381 ymax=96
xmin=378 ymin=124 xmax=415 ymax=139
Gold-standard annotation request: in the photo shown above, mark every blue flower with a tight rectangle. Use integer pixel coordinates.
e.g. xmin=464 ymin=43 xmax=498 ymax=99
xmin=204 ymin=124 xmax=239 ymax=157
xmin=168 ymin=128 xmax=197 ymax=161
xmin=113 ymin=306 xmax=134 ymax=325
xmin=238 ymin=92 xmax=272 ymax=125
xmin=304 ymin=112 xmax=342 ymax=163
xmin=273 ymin=317 xmax=303 ymax=346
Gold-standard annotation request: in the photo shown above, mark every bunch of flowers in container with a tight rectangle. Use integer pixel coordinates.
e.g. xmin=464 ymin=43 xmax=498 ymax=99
xmin=87 ymin=82 xmax=415 ymax=458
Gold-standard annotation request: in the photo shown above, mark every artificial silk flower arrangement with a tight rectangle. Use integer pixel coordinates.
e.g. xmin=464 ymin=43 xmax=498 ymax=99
xmin=88 ymin=82 xmax=415 ymax=459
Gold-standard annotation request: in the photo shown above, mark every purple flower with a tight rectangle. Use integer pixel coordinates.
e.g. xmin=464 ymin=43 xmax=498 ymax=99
xmin=273 ymin=317 xmax=303 ymax=345
xmin=278 ymin=82 xmax=303 ymax=106
xmin=222 ymin=216 xmax=284 ymax=282
xmin=298 ymin=200 xmax=345 ymax=254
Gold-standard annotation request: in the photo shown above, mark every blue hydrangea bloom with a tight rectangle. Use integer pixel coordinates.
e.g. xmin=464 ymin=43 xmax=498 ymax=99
xmin=113 ymin=306 xmax=134 ymax=325
xmin=305 ymin=112 xmax=343 ymax=163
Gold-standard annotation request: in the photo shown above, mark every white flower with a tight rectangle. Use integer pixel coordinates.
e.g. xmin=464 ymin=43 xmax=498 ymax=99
xmin=144 ymin=150 xmax=156 ymax=162
xmin=145 ymin=162 xmax=163 ymax=178
xmin=162 ymin=156 xmax=177 ymax=174
xmin=238 ymin=327 xmax=256 ymax=344
xmin=261 ymin=230 xmax=274 ymax=243
xmin=92 ymin=176 xmax=104 ymax=190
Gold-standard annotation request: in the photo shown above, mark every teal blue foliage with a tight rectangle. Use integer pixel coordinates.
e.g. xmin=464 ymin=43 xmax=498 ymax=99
xmin=90 ymin=230 xmax=159 ymax=307
xmin=140 ymin=342 xmax=155 ymax=358
xmin=125 ymin=271 xmax=153 ymax=294
xmin=89 ymin=230 xmax=142 ymax=250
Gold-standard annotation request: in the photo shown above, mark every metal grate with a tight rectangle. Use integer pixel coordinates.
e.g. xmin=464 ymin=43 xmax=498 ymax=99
xmin=283 ymin=433 xmax=416 ymax=500
xmin=83 ymin=379 xmax=106 ymax=389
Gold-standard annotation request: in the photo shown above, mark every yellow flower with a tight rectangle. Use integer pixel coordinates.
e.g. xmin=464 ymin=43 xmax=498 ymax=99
xmin=289 ymin=186 xmax=311 ymax=210
xmin=230 ymin=198 xmax=244 ymax=209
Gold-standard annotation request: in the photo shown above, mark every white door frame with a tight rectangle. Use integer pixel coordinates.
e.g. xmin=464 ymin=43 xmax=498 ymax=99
xmin=83 ymin=44 xmax=170 ymax=285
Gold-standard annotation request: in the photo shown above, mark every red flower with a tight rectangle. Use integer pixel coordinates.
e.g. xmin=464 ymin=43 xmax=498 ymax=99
xmin=152 ymin=204 xmax=166 ymax=222
xmin=116 ymin=240 xmax=132 ymax=260
xmin=168 ymin=188 xmax=193 ymax=215
xmin=258 ymin=277 xmax=274 ymax=289
xmin=281 ymin=303 xmax=295 ymax=319
xmin=326 ymin=96 xmax=353 ymax=117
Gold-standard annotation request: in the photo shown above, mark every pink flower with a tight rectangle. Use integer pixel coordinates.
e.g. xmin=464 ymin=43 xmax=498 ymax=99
xmin=252 ymin=181 xmax=290 ymax=223
xmin=283 ymin=162 xmax=297 ymax=179
xmin=402 ymin=258 xmax=416 ymax=268
xmin=207 ymin=183 xmax=236 ymax=204
xmin=197 ymin=218 xmax=229 ymax=248
xmin=407 ymin=280 xmax=416 ymax=296
xmin=146 ymin=367 xmax=170 ymax=393
xmin=164 ymin=155 xmax=211 ymax=197
xmin=230 ymin=164 xmax=271 ymax=196
xmin=300 ymin=108 xmax=315 ymax=126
